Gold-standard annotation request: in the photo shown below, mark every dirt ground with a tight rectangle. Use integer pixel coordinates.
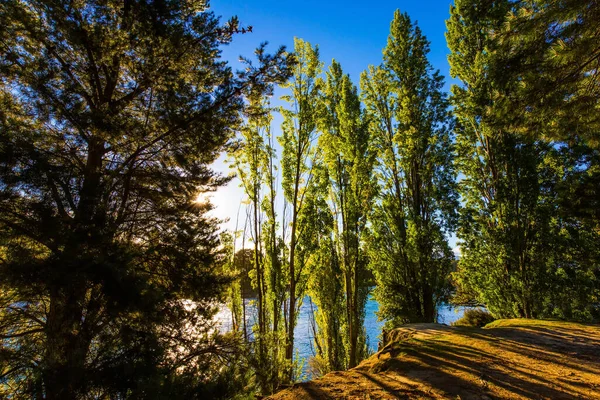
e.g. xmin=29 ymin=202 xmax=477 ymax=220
xmin=268 ymin=319 xmax=600 ymax=399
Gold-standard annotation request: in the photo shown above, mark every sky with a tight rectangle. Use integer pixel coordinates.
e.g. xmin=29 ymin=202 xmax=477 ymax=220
xmin=205 ymin=0 xmax=460 ymax=252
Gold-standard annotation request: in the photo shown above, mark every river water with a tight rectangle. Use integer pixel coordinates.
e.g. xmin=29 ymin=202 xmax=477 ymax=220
xmin=216 ymin=293 xmax=478 ymax=378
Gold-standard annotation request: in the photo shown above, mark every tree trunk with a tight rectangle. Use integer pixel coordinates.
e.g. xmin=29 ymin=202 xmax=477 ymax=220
xmin=346 ymin=269 xmax=356 ymax=368
xmin=44 ymin=287 xmax=89 ymax=400
xmin=422 ymin=284 xmax=435 ymax=322
xmin=286 ymin=208 xmax=297 ymax=380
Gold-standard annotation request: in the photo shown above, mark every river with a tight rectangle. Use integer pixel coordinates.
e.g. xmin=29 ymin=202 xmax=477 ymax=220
xmin=216 ymin=293 xmax=480 ymax=379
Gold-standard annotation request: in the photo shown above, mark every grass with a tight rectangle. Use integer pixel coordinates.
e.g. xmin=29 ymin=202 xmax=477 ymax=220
xmin=269 ymin=319 xmax=600 ymax=399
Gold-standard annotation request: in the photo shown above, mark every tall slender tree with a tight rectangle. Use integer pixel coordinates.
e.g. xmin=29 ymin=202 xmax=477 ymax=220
xmin=232 ymin=89 xmax=271 ymax=390
xmin=319 ymin=61 xmax=374 ymax=368
xmin=362 ymin=11 xmax=457 ymax=325
xmin=232 ymin=88 xmax=290 ymax=393
xmin=279 ymin=38 xmax=322 ymax=380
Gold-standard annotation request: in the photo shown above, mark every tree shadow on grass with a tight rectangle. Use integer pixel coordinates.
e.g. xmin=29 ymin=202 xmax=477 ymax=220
xmin=363 ymin=329 xmax=597 ymax=399
xmin=271 ymin=323 xmax=600 ymax=399
xmin=466 ymin=326 xmax=600 ymax=374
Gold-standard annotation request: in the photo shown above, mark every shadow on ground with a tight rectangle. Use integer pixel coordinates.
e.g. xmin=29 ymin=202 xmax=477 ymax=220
xmin=268 ymin=319 xmax=600 ymax=400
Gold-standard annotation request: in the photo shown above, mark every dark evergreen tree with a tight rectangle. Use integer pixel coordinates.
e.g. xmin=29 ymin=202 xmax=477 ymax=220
xmin=0 ymin=0 xmax=292 ymax=398
xmin=491 ymin=0 xmax=600 ymax=149
xmin=447 ymin=0 xmax=600 ymax=320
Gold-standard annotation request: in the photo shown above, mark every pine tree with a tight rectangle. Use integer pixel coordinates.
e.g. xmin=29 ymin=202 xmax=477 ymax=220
xmin=0 ymin=0 xmax=292 ymax=398
xmin=448 ymin=0 xmax=542 ymax=318
xmin=491 ymin=0 xmax=600 ymax=149
xmin=447 ymin=0 xmax=600 ymax=320
xmin=362 ymin=11 xmax=457 ymax=325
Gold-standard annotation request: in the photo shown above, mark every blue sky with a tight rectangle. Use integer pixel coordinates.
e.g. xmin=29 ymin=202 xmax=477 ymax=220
xmin=206 ymin=0 xmax=460 ymax=252
xmin=211 ymin=0 xmax=457 ymax=89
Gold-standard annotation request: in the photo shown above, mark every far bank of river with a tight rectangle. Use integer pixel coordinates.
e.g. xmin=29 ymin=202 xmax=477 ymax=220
xmin=216 ymin=293 xmax=482 ymax=379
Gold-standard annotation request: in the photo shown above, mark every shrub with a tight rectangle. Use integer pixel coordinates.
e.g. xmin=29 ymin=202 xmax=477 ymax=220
xmin=452 ymin=309 xmax=495 ymax=327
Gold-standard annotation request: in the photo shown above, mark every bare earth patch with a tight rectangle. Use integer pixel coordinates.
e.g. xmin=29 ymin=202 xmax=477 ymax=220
xmin=268 ymin=319 xmax=600 ymax=399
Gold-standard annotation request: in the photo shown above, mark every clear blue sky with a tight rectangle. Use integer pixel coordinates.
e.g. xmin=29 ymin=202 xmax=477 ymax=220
xmin=207 ymin=0 xmax=460 ymax=253
xmin=211 ymin=0 xmax=458 ymax=89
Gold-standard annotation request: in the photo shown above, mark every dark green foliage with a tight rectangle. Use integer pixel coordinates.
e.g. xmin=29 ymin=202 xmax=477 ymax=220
xmin=0 ymin=0 xmax=292 ymax=398
xmin=447 ymin=0 xmax=600 ymax=321
xmin=452 ymin=309 xmax=495 ymax=327
xmin=491 ymin=0 xmax=600 ymax=150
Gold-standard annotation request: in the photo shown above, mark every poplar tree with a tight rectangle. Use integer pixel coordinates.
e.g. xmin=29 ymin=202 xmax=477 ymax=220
xmin=0 ymin=0 xmax=292 ymax=397
xmin=261 ymin=111 xmax=289 ymax=391
xmin=305 ymin=204 xmax=346 ymax=374
xmin=279 ymin=38 xmax=322 ymax=380
xmin=319 ymin=61 xmax=374 ymax=368
xmin=232 ymin=92 xmax=271 ymax=390
xmin=232 ymin=90 xmax=288 ymax=393
xmin=362 ymin=11 xmax=457 ymax=325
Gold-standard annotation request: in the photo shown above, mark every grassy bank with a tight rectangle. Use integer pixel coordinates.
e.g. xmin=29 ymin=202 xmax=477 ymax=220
xmin=269 ymin=319 xmax=600 ymax=399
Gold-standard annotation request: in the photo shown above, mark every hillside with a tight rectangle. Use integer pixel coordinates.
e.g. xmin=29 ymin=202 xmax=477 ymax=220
xmin=269 ymin=319 xmax=600 ymax=399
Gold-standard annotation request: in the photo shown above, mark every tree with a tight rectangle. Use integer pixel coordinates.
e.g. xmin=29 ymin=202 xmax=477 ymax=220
xmin=260 ymin=109 xmax=289 ymax=391
xmin=493 ymin=1 xmax=600 ymax=311
xmin=318 ymin=61 xmax=374 ymax=368
xmin=279 ymin=38 xmax=322 ymax=380
xmin=491 ymin=0 xmax=600 ymax=149
xmin=447 ymin=0 xmax=544 ymax=318
xmin=362 ymin=11 xmax=457 ymax=325
xmin=232 ymin=87 xmax=270 ymax=391
xmin=0 ymin=0 xmax=292 ymax=398
xmin=447 ymin=0 xmax=600 ymax=320
xmin=231 ymin=88 xmax=288 ymax=394
xmin=221 ymin=232 xmax=243 ymax=333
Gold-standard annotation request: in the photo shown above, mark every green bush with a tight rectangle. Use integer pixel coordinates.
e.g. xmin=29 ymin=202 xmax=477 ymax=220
xmin=452 ymin=309 xmax=495 ymax=327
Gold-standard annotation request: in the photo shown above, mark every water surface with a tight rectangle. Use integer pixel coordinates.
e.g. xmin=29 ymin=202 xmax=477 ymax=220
xmin=217 ymin=294 xmax=480 ymax=378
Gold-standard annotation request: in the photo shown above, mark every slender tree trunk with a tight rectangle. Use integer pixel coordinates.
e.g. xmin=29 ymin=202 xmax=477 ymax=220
xmin=345 ymin=247 xmax=358 ymax=368
xmin=345 ymin=268 xmax=355 ymax=368
xmin=242 ymin=219 xmax=249 ymax=341
xmin=286 ymin=210 xmax=297 ymax=379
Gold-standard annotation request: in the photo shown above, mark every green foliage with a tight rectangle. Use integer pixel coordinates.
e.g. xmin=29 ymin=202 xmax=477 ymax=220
xmin=279 ymin=38 xmax=323 ymax=380
xmin=362 ymin=11 xmax=458 ymax=326
xmin=447 ymin=0 xmax=600 ymax=321
xmin=231 ymin=90 xmax=291 ymax=394
xmin=316 ymin=60 xmax=375 ymax=368
xmin=2 ymin=2 xmax=598 ymax=397
xmin=452 ymin=309 xmax=495 ymax=327
xmin=491 ymin=0 xmax=600 ymax=150
xmin=0 ymin=0 xmax=292 ymax=398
